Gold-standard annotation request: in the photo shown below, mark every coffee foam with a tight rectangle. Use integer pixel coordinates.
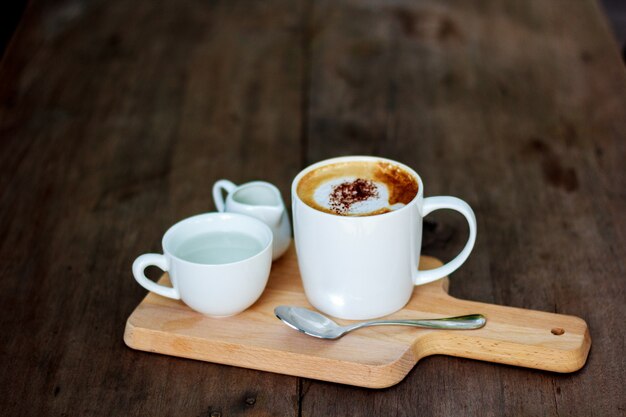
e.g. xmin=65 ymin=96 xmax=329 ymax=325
xmin=297 ymin=161 xmax=418 ymax=216
xmin=312 ymin=177 xmax=405 ymax=215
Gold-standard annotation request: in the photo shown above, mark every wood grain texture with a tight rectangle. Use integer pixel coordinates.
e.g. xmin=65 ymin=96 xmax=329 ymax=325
xmin=0 ymin=0 xmax=303 ymax=416
xmin=0 ymin=0 xmax=625 ymax=415
xmin=125 ymin=248 xmax=590 ymax=388
xmin=302 ymin=0 xmax=625 ymax=415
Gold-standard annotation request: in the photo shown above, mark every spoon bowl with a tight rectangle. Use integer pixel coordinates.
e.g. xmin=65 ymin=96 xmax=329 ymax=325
xmin=274 ymin=306 xmax=487 ymax=339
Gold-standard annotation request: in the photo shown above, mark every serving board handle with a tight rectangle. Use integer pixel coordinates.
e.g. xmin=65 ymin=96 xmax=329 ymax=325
xmin=412 ymin=295 xmax=591 ymax=372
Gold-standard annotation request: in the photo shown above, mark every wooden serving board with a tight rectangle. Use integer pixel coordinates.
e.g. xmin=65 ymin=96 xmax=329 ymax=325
xmin=124 ymin=246 xmax=591 ymax=388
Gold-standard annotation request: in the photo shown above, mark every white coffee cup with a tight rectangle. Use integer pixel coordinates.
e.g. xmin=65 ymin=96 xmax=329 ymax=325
xmin=132 ymin=212 xmax=273 ymax=317
xmin=292 ymin=156 xmax=477 ymax=320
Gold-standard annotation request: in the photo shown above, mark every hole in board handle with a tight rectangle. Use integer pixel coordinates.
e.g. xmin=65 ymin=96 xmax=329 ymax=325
xmin=551 ymin=327 xmax=565 ymax=336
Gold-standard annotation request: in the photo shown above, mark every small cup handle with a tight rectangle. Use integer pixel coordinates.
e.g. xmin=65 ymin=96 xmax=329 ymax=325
xmin=132 ymin=254 xmax=180 ymax=299
xmin=212 ymin=179 xmax=237 ymax=212
xmin=414 ymin=196 xmax=477 ymax=285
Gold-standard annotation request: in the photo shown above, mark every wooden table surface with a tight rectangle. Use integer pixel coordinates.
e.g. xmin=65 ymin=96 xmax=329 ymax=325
xmin=1 ymin=0 xmax=625 ymax=415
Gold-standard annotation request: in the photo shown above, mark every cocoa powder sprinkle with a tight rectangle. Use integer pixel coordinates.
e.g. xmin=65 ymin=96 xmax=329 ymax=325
xmin=329 ymin=178 xmax=379 ymax=214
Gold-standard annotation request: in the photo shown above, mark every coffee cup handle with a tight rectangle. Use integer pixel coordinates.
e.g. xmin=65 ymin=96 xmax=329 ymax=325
xmin=414 ymin=196 xmax=477 ymax=285
xmin=132 ymin=254 xmax=180 ymax=299
xmin=212 ymin=179 xmax=237 ymax=212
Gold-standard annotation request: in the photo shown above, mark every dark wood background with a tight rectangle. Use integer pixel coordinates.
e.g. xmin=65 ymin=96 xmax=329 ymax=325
xmin=1 ymin=0 xmax=625 ymax=416
xmin=0 ymin=1 xmax=29 ymax=58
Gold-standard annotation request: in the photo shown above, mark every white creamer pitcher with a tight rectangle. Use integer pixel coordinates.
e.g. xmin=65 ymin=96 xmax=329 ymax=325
xmin=213 ymin=179 xmax=291 ymax=260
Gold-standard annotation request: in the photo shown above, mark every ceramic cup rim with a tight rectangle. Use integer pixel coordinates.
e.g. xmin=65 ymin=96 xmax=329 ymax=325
xmin=291 ymin=155 xmax=424 ymax=219
xmin=161 ymin=212 xmax=273 ymax=267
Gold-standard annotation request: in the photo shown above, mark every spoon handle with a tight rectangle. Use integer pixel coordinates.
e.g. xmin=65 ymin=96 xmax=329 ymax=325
xmin=347 ymin=314 xmax=486 ymax=331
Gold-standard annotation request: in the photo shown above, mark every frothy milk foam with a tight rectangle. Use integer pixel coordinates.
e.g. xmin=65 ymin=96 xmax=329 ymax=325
xmin=297 ymin=161 xmax=419 ymax=216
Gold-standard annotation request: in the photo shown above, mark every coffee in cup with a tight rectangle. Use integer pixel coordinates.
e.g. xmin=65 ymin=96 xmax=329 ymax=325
xmin=296 ymin=160 xmax=419 ymax=216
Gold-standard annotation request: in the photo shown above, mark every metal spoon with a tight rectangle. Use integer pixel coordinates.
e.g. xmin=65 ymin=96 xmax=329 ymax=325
xmin=274 ymin=306 xmax=486 ymax=339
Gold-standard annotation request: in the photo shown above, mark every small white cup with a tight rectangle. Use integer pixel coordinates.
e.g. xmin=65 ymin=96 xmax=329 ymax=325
xmin=212 ymin=179 xmax=291 ymax=260
xmin=132 ymin=213 xmax=273 ymax=317
xmin=292 ymin=156 xmax=477 ymax=320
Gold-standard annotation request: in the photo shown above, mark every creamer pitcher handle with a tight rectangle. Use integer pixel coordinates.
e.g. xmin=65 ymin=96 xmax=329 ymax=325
xmin=414 ymin=196 xmax=477 ymax=285
xmin=212 ymin=180 xmax=237 ymax=212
